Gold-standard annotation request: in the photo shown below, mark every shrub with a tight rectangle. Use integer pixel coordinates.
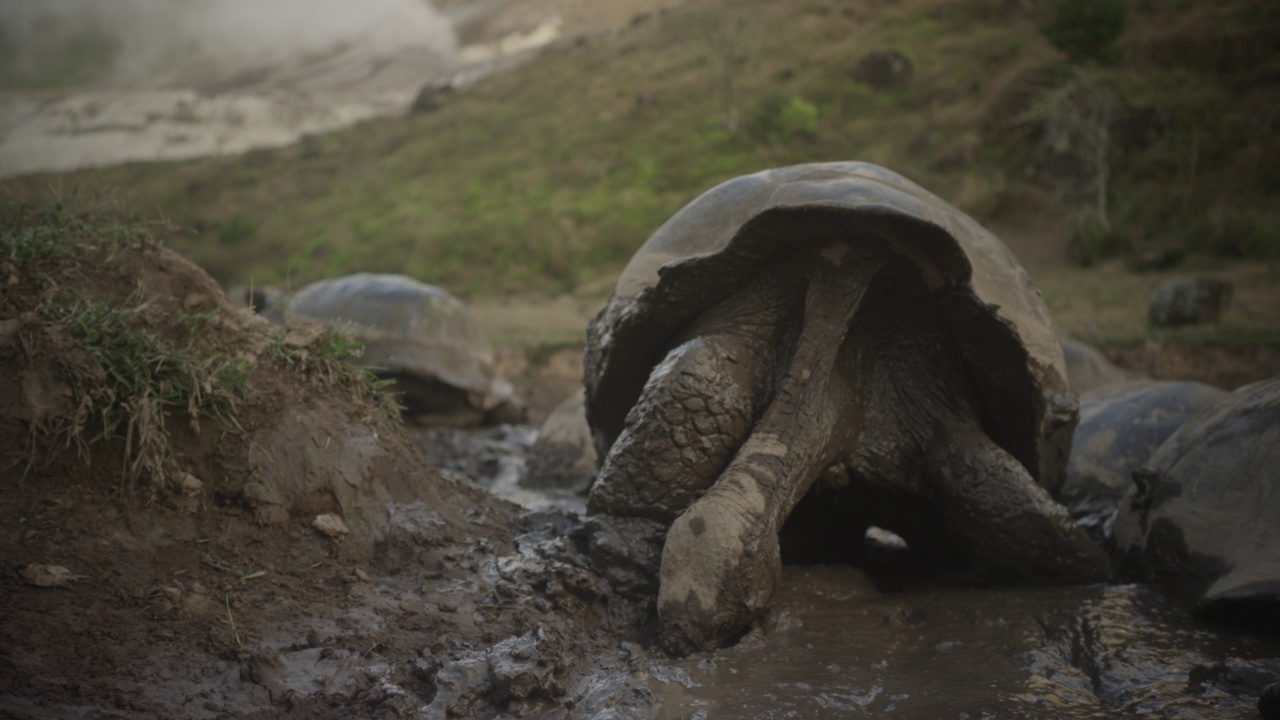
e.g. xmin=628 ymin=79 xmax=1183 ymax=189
xmin=1067 ymin=209 xmax=1129 ymax=266
xmin=749 ymin=95 xmax=820 ymax=143
xmin=217 ymin=214 xmax=257 ymax=246
xmin=1040 ymin=0 xmax=1128 ymax=64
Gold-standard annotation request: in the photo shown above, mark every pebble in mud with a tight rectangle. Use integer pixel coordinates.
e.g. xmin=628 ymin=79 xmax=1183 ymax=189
xmin=488 ymin=629 xmax=565 ymax=703
xmin=421 ymin=630 xmax=567 ymax=720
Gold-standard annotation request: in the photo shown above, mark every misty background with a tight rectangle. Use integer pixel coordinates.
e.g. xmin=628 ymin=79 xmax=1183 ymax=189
xmin=0 ymin=0 xmax=458 ymax=90
xmin=0 ymin=0 xmax=581 ymax=177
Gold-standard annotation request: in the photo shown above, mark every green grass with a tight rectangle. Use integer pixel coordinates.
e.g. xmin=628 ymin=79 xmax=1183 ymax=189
xmin=263 ymin=325 xmax=402 ymax=420
xmin=1 ymin=204 xmax=89 ymax=266
xmin=35 ymin=295 xmax=252 ymax=491
xmin=2 ymin=205 xmax=395 ymax=496
xmin=1 ymin=0 xmax=1276 ymax=303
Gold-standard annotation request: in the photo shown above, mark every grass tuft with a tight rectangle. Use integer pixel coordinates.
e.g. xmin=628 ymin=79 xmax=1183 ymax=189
xmin=265 ymin=325 xmax=402 ymax=421
xmin=35 ymin=296 xmax=252 ymax=494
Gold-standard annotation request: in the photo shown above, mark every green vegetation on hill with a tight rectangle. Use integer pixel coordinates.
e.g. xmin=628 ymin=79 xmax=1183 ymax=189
xmin=3 ymin=0 xmax=1277 ymax=300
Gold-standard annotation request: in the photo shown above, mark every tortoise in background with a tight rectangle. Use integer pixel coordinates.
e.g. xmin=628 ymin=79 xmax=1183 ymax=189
xmin=1113 ymin=378 xmax=1280 ymax=618
xmin=1062 ymin=379 xmax=1226 ymax=543
xmin=265 ymin=273 xmax=526 ymax=426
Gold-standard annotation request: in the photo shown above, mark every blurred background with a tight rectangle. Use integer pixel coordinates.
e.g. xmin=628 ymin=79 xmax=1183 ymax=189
xmin=1 ymin=0 xmax=1276 ymax=348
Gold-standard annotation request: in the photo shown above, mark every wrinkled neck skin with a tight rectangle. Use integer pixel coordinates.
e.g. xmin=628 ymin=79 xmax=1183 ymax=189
xmin=590 ymin=239 xmax=1106 ymax=656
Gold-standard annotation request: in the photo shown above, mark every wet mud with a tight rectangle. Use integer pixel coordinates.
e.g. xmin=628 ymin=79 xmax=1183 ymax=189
xmin=5 ymin=419 xmax=1279 ymax=720
xmin=411 ymin=396 xmax=1280 ymax=720
xmin=644 ymin=565 xmax=1279 ymax=718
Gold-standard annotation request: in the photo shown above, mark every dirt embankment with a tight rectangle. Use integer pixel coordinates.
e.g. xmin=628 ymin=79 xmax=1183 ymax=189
xmin=0 ymin=214 xmax=655 ymax=719
xmin=1097 ymin=343 xmax=1279 ymax=392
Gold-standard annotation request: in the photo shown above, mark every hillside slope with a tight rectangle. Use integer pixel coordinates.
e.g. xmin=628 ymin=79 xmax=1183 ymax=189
xmin=3 ymin=0 xmax=1277 ymax=345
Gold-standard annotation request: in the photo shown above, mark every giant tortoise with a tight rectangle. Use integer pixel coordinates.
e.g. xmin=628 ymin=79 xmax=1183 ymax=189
xmin=264 ymin=273 xmax=526 ymax=426
xmin=1060 ymin=337 xmax=1144 ymax=393
xmin=1062 ymin=379 xmax=1226 ymax=543
xmin=583 ymin=162 xmax=1108 ymax=654
xmin=1113 ymin=377 xmax=1280 ymax=614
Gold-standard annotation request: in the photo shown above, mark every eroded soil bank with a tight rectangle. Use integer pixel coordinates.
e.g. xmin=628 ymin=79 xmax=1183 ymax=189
xmin=0 ymin=221 xmax=648 ymax=719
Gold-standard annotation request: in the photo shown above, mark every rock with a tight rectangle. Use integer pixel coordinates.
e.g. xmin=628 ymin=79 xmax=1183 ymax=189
xmin=410 ymin=81 xmax=455 ymax=114
xmin=312 ymin=513 xmax=350 ymax=538
xmin=524 ymin=388 xmax=597 ymax=491
xmin=487 ymin=629 xmax=563 ymax=703
xmin=1060 ymin=338 xmax=1144 ymax=393
xmin=864 ymin=526 xmax=909 ymax=554
xmin=423 ymin=654 xmax=491 ymax=720
xmin=585 ymin=514 xmax=665 ymax=599
xmin=1148 ymin=276 xmax=1232 ymax=326
xmin=852 ymin=50 xmax=913 ymax=90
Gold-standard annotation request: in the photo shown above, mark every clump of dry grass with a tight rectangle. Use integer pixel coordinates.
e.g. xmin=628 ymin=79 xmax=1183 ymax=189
xmin=263 ymin=324 xmax=403 ymax=422
xmin=3 ymin=205 xmax=251 ymax=497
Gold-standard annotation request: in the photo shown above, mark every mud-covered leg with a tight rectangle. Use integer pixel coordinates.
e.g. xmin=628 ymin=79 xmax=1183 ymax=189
xmin=928 ymin=422 xmax=1109 ymax=584
xmin=658 ymin=246 xmax=885 ymax=655
xmin=587 ymin=334 xmax=765 ymax=522
xmin=586 ymin=276 xmax=798 ymax=599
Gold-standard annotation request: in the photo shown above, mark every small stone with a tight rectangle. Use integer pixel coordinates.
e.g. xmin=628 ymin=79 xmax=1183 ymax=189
xmin=853 ymin=50 xmax=913 ymax=90
xmin=354 ymin=567 xmax=370 ymax=582
xmin=1127 ymin=248 xmax=1183 ymax=272
xmin=884 ymin=607 xmax=911 ymax=628
xmin=312 ymin=513 xmax=350 ymax=538
xmin=1148 ymin=276 xmax=1232 ymax=326
xmin=410 ymin=81 xmax=455 ymax=114
xmin=282 ymin=323 xmax=325 ymax=349
xmin=865 ymin=525 xmax=909 ymax=552
xmin=19 ymin=564 xmax=84 ymax=587
xmin=180 ymin=473 xmax=203 ymax=497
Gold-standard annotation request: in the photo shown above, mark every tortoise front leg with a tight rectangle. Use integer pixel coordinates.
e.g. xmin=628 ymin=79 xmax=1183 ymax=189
xmin=586 ymin=270 xmax=799 ymax=595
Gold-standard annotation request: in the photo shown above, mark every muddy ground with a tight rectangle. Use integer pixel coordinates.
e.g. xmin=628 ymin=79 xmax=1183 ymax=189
xmin=1 ymin=225 xmax=1278 ymax=719
xmin=0 ymin=231 xmax=659 ymax=719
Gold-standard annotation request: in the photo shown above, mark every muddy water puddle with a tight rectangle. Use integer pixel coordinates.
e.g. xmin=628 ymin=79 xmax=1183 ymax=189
xmin=417 ymin=425 xmax=1279 ymax=719
xmin=643 ymin=565 xmax=1279 ymax=719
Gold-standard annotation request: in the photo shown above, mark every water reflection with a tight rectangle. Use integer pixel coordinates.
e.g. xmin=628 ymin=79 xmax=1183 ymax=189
xmin=646 ymin=565 xmax=1278 ymax=719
